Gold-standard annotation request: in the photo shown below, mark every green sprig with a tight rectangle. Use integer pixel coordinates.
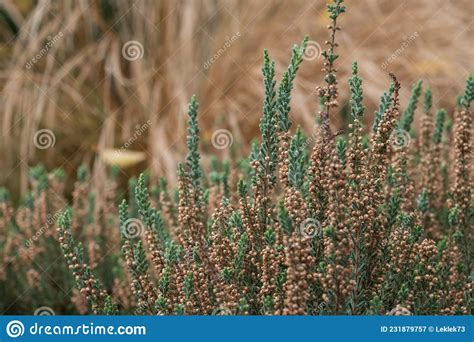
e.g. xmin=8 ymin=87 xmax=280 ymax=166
xmin=432 ymin=109 xmax=446 ymax=145
xmin=372 ymin=82 xmax=395 ymax=133
xmin=288 ymin=127 xmax=307 ymax=190
xmin=276 ymin=37 xmax=308 ymax=132
xmin=399 ymin=80 xmax=422 ymax=132
xmin=349 ymin=61 xmax=365 ymax=118
xmin=186 ymin=95 xmax=202 ymax=189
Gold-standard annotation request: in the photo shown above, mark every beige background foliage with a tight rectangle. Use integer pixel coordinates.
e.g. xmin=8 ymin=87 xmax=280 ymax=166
xmin=0 ymin=0 xmax=472 ymax=194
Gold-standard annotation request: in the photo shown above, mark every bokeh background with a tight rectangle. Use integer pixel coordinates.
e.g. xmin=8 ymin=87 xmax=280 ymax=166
xmin=1 ymin=0 xmax=473 ymax=198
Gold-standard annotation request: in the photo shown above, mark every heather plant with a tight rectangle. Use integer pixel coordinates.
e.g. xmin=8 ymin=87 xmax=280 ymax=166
xmin=0 ymin=0 xmax=472 ymax=316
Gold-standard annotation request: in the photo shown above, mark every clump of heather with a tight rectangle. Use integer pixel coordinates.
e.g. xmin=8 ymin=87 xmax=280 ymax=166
xmin=0 ymin=0 xmax=472 ymax=315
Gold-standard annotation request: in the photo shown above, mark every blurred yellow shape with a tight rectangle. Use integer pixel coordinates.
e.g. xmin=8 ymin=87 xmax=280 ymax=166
xmin=410 ymin=59 xmax=453 ymax=75
xmin=101 ymin=149 xmax=147 ymax=168
xmin=319 ymin=2 xmax=331 ymax=23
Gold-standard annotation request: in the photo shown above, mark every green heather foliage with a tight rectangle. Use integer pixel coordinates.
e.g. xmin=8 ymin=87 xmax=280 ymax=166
xmin=423 ymin=87 xmax=432 ymax=114
xmin=432 ymin=109 xmax=446 ymax=145
xmin=276 ymin=37 xmax=308 ymax=133
xmin=348 ymin=61 xmax=365 ymax=118
xmin=399 ymin=79 xmax=423 ymax=132
xmin=460 ymin=74 xmax=474 ymax=110
xmin=288 ymin=127 xmax=307 ymax=191
xmin=372 ymin=81 xmax=395 ymax=133
xmin=0 ymin=1 xmax=472 ymax=316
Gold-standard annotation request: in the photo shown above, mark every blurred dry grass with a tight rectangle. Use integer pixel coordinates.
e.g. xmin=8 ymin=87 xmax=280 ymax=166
xmin=0 ymin=0 xmax=473 ymax=196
